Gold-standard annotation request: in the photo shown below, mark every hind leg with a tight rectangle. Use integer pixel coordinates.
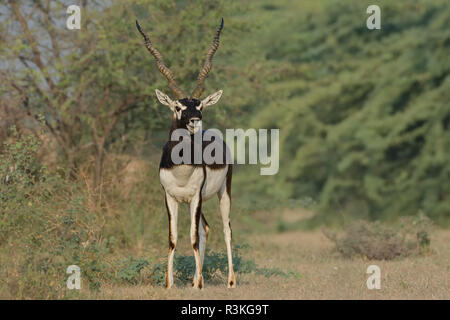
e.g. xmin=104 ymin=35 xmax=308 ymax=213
xmin=190 ymin=192 xmax=204 ymax=289
xmin=193 ymin=214 xmax=209 ymax=287
xmin=199 ymin=214 xmax=210 ymax=266
xmin=218 ymin=176 xmax=235 ymax=288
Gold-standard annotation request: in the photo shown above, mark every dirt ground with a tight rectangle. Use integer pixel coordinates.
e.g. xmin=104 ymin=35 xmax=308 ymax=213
xmin=83 ymin=224 xmax=450 ymax=300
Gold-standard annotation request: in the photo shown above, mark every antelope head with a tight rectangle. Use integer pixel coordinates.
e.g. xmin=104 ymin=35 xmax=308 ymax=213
xmin=136 ymin=18 xmax=224 ymax=134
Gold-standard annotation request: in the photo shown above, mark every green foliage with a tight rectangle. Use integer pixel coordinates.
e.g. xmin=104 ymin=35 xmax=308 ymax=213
xmin=116 ymin=257 xmax=150 ymax=284
xmin=323 ymin=213 xmax=433 ymax=260
xmin=151 ymin=244 xmax=299 ymax=286
xmin=0 ymin=0 xmax=265 ymax=185
xmin=0 ymin=128 xmax=111 ymax=298
xmin=241 ymin=0 xmax=450 ymax=223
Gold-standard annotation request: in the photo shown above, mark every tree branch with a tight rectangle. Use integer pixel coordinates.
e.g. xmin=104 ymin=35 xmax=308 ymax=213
xmin=9 ymin=0 xmax=56 ymax=91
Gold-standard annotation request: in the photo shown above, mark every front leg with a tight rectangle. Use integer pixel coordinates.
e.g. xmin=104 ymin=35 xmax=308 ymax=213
xmin=165 ymin=193 xmax=178 ymax=289
xmin=190 ymin=192 xmax=204 ymax=289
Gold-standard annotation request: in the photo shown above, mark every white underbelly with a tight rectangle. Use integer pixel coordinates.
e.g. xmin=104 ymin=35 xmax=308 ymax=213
xmin=202 ymin=166 xmax=228 ymax=200
xmin=160 ymin=165 xmax=228 ymax=203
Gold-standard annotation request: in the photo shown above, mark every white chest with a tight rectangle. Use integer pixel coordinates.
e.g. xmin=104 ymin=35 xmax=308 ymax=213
xmin=160 ymin=165 xmax=228 ymax=203
xmin=160 ymin=165 xmax=204 ymax=203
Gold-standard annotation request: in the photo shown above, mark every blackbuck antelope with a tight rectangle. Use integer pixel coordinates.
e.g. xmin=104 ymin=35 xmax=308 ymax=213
xmin=136 ymin=18 xmax=235 ymax=289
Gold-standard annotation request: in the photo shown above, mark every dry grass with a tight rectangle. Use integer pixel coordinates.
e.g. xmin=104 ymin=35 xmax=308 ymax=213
xmin=79 ymin=225 xmax=450 ymax=300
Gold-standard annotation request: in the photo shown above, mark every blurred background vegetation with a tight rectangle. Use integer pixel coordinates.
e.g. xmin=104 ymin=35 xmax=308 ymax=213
xmin=0 ymin=0 xmax=449 ymax=298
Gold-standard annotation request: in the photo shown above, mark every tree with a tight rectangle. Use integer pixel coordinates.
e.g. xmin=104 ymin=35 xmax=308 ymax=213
xmin=0 ymin=0 xmax=263 ymax=190
xmin=248 ymin=0 xmax=450 ymax=222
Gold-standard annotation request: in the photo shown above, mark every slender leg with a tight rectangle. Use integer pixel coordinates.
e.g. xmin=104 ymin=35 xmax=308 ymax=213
xmin=218 ymin=168 xmax=235 ymax=288
xmin=199 ymin=214 xmax=210 ymax=267
xmin=165 ymin=193 xmax=178 ymax=289
xmin=193 ymin=214 xmax=209 ymax=287
xmin=190 ymin=192 xmax=204 ymax=289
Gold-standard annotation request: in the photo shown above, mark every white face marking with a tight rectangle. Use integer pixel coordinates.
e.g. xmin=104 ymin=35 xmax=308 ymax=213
xmin=174 ymin=102 xmax=186 ymax=120
xmin=187 ymin=120 xmax=202 ymax=134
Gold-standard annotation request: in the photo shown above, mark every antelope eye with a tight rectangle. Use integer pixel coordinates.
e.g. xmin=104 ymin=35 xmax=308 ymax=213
xmin=175 ymin=106 xmax=181 ymax=112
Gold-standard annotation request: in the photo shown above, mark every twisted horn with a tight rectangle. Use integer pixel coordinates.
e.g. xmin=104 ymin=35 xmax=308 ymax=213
xmin=191 ymin=18 xmax=224 ymax=99
xmin=136 ymin=20 xmax=185 ymax=99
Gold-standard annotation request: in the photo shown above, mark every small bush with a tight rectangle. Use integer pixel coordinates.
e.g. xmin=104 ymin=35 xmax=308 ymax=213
xmin=323 ymin=214 xmax=433 ymax=260
xmin=150 ymin=244 xmax=300 ymax=286
xmin=115 ymin=257 xmax=150 ymax=284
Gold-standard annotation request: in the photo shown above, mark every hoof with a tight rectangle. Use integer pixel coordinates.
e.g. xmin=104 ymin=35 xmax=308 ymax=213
xmin=193 ymin=275 xmax=204 ymax=289
xmin=227 ymin=274 xmax=236 ymax=288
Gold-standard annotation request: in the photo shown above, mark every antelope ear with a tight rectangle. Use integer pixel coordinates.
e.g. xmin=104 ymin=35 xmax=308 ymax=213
xmin=201 ymin=90 xmax=223 ymax=108
xmin=155 ymin=89 xmax=174 ymax=110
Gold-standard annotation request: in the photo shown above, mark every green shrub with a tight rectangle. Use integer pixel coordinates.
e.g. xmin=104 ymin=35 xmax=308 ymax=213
xmin=0 ymin=128 xmax=112 ymax=298
xmin=115 ymin=257 xmax=150 ymax=284
xmin=150 ymin=244 xmax=300 ymax=286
